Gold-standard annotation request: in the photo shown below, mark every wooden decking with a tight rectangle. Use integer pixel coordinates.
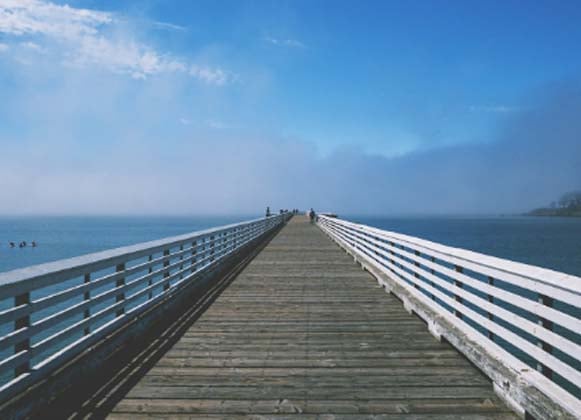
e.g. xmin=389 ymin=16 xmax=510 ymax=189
xmin=108 ymin=216 xmax=516 ymax=419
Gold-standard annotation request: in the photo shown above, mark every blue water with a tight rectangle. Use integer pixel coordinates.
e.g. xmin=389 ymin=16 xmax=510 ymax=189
xmin=2 ymin=215 xmax=580 ymax=276
xmin=0 ymin=215 xmax=258 ymax=274
xmin=347 ymin=215 xmax=581 ymax=277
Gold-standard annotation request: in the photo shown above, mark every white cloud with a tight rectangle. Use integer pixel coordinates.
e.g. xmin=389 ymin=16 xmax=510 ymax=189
xmin=152 ymin=21 xmax=187 ymax=32
xmin=178 ymin=118 xmax=227 ymax=128
xmin=206 ymin=119 xmax=226 ymax=129
xmin=189 ymin=64 xmax=233 ymax=86
xmin=20 ymin=40 xmax=44 ymax=52
xmin=0 ymin=0 xmax=112 ymax=37
xmin=469 ymin=105 xmax=520 ymax=113
xmin=0 ymin=0 xmax=232 ymax=84
xmin=63 ymin=35 xmax=190 ymax=80
xmin=265 ymin=36 xmax=305 ymax=49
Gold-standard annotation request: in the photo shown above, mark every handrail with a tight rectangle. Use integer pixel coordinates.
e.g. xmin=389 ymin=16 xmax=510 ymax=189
xmin=0 ymin=213 xmax=290 ymax=402
xmin=317 ymin=215 xmax=580 ymax=419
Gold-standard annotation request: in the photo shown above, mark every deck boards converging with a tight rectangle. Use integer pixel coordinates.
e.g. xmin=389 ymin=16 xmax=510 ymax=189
xmin=108 ymin=216 xmax=517 ymax=418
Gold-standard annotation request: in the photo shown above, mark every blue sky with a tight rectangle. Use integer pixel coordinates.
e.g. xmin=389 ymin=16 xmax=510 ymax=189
xmin=0 ymin=0 xmax=580 ymax=214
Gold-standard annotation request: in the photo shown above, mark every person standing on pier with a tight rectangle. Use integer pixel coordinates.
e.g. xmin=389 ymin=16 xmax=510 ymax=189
xmin=308 ymin=208 xmax=316 ymax=224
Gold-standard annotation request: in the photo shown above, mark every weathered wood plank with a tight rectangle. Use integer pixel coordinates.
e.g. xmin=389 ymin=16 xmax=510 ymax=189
xmin=145 ymin=366 xmax=490 ymax=377
xmin=137 ymin=374 xmax=491 ymax=387
xmin=111 ymin=398 xmax=513 ymax=415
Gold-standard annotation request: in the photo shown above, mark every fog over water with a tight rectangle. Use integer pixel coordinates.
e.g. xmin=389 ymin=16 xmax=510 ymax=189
xmin=1 ymin=81 xmax=579 ymax=216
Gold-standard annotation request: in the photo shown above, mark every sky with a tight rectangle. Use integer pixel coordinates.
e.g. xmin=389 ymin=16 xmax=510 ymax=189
xmin=0 ymin=0 xmax=580 ymax=215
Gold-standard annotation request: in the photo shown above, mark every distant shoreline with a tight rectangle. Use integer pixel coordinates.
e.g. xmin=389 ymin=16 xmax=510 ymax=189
xmin=525 ymin=191 xmax=581 ymax=217
xmin=525 ymin=209 xmax=581 ymax=217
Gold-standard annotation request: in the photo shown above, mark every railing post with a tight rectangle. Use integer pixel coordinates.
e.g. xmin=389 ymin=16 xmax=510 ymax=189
xmin=210 ymin=236 xmax=215 ymax=263
xmin=163 ymin=249 xmax=170 ymax=291
xmin=487 ymin=276 xmax=495 ymax=341
xmin=430 ymin=256 xmax=436 ymax=300
xmin=148 ymin=255 xmax=153 ymax=299
xmin=216 ymin=233 xmax=221 ymax=258
xmin=115 ymin=263 xmax=125 ymax=317
xmin=373 ymin=236 xmax=381 ymax=264
xmin=537 ymin=294 xmax=554 ymax=379
xmin=83 ymin=273 xmax=91 ymax=335
xmin=454 ymin=265 xmax=463 ymax=319
xmin=413 ymin=250 xmax=421 ymax=290
xmin=179 ymin=244 xmax=184 ymax=280
xmin=400 ymin=244 xmax=405 ymax=270
xmin=14 ymin=292 xmax=30 ymax=377
xmin=191 ymin=241 xmax=197 ymax=274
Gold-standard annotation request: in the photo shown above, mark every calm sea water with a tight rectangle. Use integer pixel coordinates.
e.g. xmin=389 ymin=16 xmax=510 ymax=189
xmin=348 ymin=215 xmax=581 ymax=277
xmin=0 ymin=215 xmax=258 ymax=274
xmin=1 ymin=214 xmax=580 ymax=276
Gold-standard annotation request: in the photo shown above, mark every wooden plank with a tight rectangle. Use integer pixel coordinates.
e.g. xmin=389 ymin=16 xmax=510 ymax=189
xmin=111 ymin=398 xmax=514 ymax=416
xmin=145 ymin=366 xmax=488 ymax=377
xmin=137 ymin=374 xmax=491 ymax=387
xmin=106 ymin=216 xmax=516 ymax=418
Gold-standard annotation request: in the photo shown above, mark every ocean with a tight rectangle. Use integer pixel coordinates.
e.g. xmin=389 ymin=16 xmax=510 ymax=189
xmin=1 ymin=214 xmax=580 ymax=276
xmin=0 ymin=215 xmax=258 ymax=274
xmin=349 ymin=215 xmax=581 ymax=277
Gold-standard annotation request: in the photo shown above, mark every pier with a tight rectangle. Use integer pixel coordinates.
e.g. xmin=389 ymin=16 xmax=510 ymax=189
xmin=0 ymin=214 xmax=579 ymax=419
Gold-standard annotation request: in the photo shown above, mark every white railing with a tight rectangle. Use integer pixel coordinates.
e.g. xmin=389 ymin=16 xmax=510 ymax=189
xmin=0 ymin=214 xmax=289 ymax=402
xmin=317 ymin=215 xmax=581 ymax=418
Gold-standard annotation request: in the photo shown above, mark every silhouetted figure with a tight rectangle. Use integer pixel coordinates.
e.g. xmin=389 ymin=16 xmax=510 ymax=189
xmin=19 ymin=241 xmax=25 ymax=248
xmin=9 ymin=242 xmax=15 ymax=248
xmin=308 ymin=208 xmax=316 ymax=224
xmin=32 ymin=241 xmax=37 ymax=247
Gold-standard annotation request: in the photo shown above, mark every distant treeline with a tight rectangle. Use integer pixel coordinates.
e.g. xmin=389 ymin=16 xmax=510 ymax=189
xmin=528 ymin=191 xmax=581 ymax=217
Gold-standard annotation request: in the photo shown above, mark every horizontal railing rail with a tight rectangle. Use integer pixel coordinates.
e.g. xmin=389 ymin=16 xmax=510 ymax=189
xmin=0 ymin=213 xmax=289 ymax=403
xmin=317 ymin=215 xmax=581 ymax=419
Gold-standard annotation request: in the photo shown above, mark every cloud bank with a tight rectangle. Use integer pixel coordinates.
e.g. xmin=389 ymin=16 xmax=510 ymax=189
xmin=0 ymin=76 xmax=579 ymax=215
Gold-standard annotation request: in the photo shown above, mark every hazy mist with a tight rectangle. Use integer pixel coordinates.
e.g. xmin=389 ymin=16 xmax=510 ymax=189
xmin=1 ymin=79 xmax=579 ymax=216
